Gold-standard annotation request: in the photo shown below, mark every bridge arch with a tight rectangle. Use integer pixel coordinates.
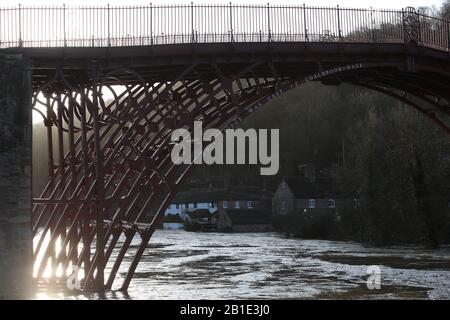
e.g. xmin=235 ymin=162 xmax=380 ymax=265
xmin=6 ymin=4 xmax=447 ymax=292
xmin=28 ymin=43 xmax=450 ymax=291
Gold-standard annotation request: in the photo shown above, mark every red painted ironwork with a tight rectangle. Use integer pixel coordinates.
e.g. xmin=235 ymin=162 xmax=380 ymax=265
xmin=31 ymin=60 xmax=300 ymax=290
xmin=19 ymin=5 xmax=450 ymax=292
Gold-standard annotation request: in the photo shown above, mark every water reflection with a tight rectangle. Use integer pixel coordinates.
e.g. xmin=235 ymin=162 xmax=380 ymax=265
xmin=36 ymin=230 xmax=450 ymax=300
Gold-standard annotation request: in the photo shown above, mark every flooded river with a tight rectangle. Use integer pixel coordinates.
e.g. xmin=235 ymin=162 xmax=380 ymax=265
xmin=37 ymin=230 xmax=450 ymax=300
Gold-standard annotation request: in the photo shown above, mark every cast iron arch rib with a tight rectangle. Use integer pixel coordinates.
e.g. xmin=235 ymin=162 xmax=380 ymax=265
xmin=21 ymin=6 xmax=450 ymax=291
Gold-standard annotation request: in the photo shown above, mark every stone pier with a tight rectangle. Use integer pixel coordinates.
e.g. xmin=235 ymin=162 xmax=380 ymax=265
xmin=0 ymin=53 xmax=33 ymax=299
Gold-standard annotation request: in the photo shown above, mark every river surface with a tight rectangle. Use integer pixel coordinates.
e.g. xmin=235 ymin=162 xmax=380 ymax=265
xmin=36 ymin=230 xmax=450 ymax=300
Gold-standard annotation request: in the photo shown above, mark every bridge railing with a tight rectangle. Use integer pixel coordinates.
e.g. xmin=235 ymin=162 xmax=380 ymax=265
xmin=417 ymin=12 xmax=450 ymax=50
xmin=0 ymin=4 xmax=448 ymax=51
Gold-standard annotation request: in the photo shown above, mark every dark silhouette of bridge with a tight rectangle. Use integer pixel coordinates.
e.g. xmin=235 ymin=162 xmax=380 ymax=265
xmin=1 ymin=4 xmax=450 ymax=292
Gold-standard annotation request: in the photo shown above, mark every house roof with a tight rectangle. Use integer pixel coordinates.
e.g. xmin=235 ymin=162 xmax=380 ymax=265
xmin=281 ymin=176 xmax=357 ymax=199
xmin=173 ymin=189 xmax=225 ymax=203
xmin=173 ymin=186 xmax=272 ymax=203
xmin=283 ymin=176 xmax=324 ymax=199
xmin=222 ymin=209 xmax=271 ymax=225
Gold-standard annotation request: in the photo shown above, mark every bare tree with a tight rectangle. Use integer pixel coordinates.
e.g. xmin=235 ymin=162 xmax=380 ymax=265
xmin=440 ymin=0 xmax=450 ymax=18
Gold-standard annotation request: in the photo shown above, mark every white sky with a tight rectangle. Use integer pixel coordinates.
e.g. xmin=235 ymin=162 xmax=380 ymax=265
xmin=1 ymin=0 xmax=446 ymax=10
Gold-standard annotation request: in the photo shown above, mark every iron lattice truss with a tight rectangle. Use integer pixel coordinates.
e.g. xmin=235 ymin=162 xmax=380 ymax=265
xmin=31 ymin=59 xmax=450 ymax=292
xmin=30 ymin=42 xmax=450 ymax=291
xmin=31 ymin=61 xmax=300 ymax=291
xmin=20 ymin=4 xmax=450 ymax=293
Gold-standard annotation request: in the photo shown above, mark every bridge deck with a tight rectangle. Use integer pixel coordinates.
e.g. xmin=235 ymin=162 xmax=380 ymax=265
xmin=5 ymin=42 xmax=446 ymax=88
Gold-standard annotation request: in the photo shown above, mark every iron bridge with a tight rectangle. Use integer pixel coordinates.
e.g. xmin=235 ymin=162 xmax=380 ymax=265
xmin=1 ymin=4 xmax=450 ymax=291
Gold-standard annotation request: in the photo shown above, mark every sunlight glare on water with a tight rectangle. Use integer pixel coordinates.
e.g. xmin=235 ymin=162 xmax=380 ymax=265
xmin=35 ymin=230 xmax=450 ymax=300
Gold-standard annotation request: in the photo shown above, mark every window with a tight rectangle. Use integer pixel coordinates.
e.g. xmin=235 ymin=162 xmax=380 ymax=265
xmin=235 ymin=201 xmax=240 ymax=209
xmin=193 ymin=203 xmax=197 ymax=209
xmin=329 ymin=199 xmax=336 ymax=209
xmin=223 ymin=201 xmax=228 ymax=208
xmin=353 ymin=198 xmax=360 ymax=208
xmin=281 ymin=200 xmax=286 ymax=210
xmin=248 ymin=201 xmax=253 ymax=209
xmin=308 ymin=199 xmax=316 ymax=209
xmin=175 ymin=204 xmax=179 ymax=209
